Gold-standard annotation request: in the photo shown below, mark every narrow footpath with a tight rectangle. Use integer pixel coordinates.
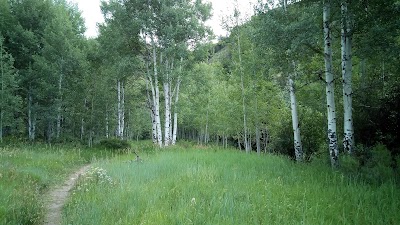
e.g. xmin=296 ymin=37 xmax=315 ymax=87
xmin=43 ymin=164 xmax=91 ymax=225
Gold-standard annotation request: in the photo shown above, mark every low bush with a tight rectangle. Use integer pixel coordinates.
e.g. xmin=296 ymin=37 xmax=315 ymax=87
xmin=340 ymin=154 xmax=360 ymax=175
xmin=360 ymin=143 xmax=394 ymax=185
xmin=98 ymin=139 xmax=130 ymax=150
xmin=340 ymin=143 xmax=396 ymax=185
xmin=395 ymin=155 xmax=400 ymax=181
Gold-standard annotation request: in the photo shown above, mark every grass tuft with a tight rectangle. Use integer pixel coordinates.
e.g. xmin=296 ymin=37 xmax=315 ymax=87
xmin=0 ymin=144 xmax=115 ymax=224
xmin=64 ymin=146 xmax=400 ymax=224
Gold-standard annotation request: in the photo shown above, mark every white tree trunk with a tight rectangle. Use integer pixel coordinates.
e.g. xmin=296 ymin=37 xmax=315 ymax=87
xmin=252 ymin=70 xmax=261 ymax=154
xmin=105 ymin=107 xmax=109 ymax=138
xmin=0 ymin=110 xmax=2 ymax=142
xmin=256 ymin=127 xmax=261 ymax=154
xmin=163 ymin=81 xmax=171 ymax=146
xmin=80 ymin=98 xmax=86 ymax=141
xmin=235 ymin=16 xmax=249 ymax=153
xmin=150 ymin=108 xmax=157 ymax=143
xmin=205 ymin=114 xmax=209 ymax=144
xmin=263 ymin=127 xmax=269 ymax=153
xmin=0 ymin=52 xmax=3 ymax=142
xmin=116 ymin=79 xmax=125 ymax=139
xmin=28 ymin=88 xmax=36 ymax=141
xmin=117 ymin=80 xmax=122 ymax=139
xmin=88 ymin=131 xmax=93 ymax=148
xmin=341 ymin=0 xmax=354 ymax=154
xmin=289 ymin=78 xmax=303 ymax=161
xmin=282 ymin=0 xmax=288 ymax=11
xmin=164 ymin=58 xmax=175 ymax=147
xmin=80 ymin=117 xmax=84 ymax=141
xmin=152 ymin=44 xmax=162 ymax=147
xmin=121 ymin=81 xmax=125 ymax=138
xmin=146 ymin=60 xmax=158 ymax=144
xmin=237 ymin=133 xmax=242 ymax=151
xmin=56 ymin=64 xmax=63 ymax=139
xmin=324 ymin=0 xmax=339 ymax=167
xmin=172 ymin=78 xmax=181 ymax=145
xmin=171 ymin=112 xmax=178 ymax=145
xmin=225 ymin=136 xmax=228 ymax=148
xmin=205 ymin=92 xmax=210 ymax=145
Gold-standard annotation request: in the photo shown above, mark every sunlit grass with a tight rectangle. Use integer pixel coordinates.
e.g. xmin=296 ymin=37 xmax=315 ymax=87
xmin=64 ymin=146 xmax=400 ymax=225
xmin=0 ymin=144 xmax=114 ymax=225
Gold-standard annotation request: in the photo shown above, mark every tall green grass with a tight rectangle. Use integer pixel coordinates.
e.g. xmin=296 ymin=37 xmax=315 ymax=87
xmin=0 ymin=144 xmax=115 ymax=225
xmin=64 ymin=146 xmax=400 ymax=225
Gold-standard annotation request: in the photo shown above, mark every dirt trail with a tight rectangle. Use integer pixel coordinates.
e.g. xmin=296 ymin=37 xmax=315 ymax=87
xmin=43 ymin=164 xmax=91 ymax=225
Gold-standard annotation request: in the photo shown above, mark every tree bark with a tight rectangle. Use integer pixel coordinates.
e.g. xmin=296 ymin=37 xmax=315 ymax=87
xmin=163 ymin=80 xmax=171 ymax=146
xmin=121 ymin=81 xmax=125 ymax=138
xmin=263 ymin=127 xmax=269 ymax=153
xmin=252 ymin=65 xmax=261 ymax=154
xmin=80 ymin=98 xmax=86 ymax=141
xmin=163 ymin=58 xmax=175 ymax=147
xmin=235 ymin=14 xmax=249 ymax=153
xmin=0 ymin=48 xmax=3 ymax=142
xmin=289 ymin=78 xmax=303 ymax=161
xmin=323 ymin=0 xmax=339 ymax=168
xmin=172 ymin=78 xmax=181 ymax=145
xmin=146 ymin=59 xmax=157 ymax=144
xmin=80 ymin=117 xmax=84 ymax=141
xmin=0 ymin=111 xmax=2 ymax=142
xmin=282 ymin=0 xmax=288 ymax=11
xmin=152 ymin=43 xmax=162 ymax=147
xmin=117 ymin=79 xmax=125 ymax=139
xmin=56 ymin=59 xmax=63 ymax=139
xmin=117 ymin=80 xmax=121 ymax=138
xmin=237 ymin=133 xmax=242 ymax=151
xmin=105 ymin=106 xmax=109 ymax=138
xmin=28 ymin=86 xmax=36 ymax=141
xmin=205 ymin=93 xmax=210 ymax=145
xmin=341 ymin=0 xmax=354 ymax=154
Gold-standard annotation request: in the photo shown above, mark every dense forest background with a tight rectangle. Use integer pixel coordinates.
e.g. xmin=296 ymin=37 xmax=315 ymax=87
xmin=0 ymin=0 xmax=399 ymax=169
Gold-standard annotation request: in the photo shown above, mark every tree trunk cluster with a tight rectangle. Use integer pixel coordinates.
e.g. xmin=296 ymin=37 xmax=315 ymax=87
xmin=146 ymin=41 xmax=181 ymax=147
xmin=322 ymin=0 xmax=354 ymax=167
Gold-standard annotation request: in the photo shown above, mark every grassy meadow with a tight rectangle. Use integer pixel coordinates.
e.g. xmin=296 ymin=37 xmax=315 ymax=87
xmin=63 ymin=144 xmax=399 ymax=225
xmin=0 ymin=143 xmax=115 ymax=225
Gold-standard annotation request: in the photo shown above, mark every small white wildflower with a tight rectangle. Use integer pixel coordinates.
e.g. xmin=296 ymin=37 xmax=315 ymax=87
xmin=191 ymin=198 xmax=196 ymax=206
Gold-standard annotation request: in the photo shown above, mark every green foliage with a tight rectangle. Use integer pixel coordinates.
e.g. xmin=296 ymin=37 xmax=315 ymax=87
xmin=339 ymin=144 xmax=397 ymax=185
xmin=131 ymin=140 xmax=159 ymax=154
xmin=395 ymin=154 xmax=400 ymax=181
xmin=64 ymin=146 xmax=400 ymax=224
xmin=98 ymin=139 xmax=130 ymax=150
xmin=298 ymin=106 xmax=325 ymax=159
xmin=0 ymin=36 xmax=22 ymax=141
xmin=269 ymin=119 xmax=293 ymax=156
xmin=340 ymin=154 xmax=361 ymax=175
xmin=0 ymin=0 xmax=399 ymax=170
xmin=359 ymin=144 xmax=394 ymax=185
xmin=1 ymin=0 xmax=89 ymax=141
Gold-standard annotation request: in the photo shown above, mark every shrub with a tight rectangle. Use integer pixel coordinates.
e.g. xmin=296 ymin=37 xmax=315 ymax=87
xmin=340 ymin=154 xmax=360 ymax=175
xmin=359 ymin=144 xmax=395 ymax=185
xmin=395 ymin=154 xmax=400 ymax=182
xmin=98 ymin=139 xmax=130 ymax=150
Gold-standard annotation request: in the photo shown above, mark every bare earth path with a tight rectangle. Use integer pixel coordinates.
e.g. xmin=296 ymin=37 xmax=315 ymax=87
xmin=43 ymin=164 xmax=91 ymax=225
